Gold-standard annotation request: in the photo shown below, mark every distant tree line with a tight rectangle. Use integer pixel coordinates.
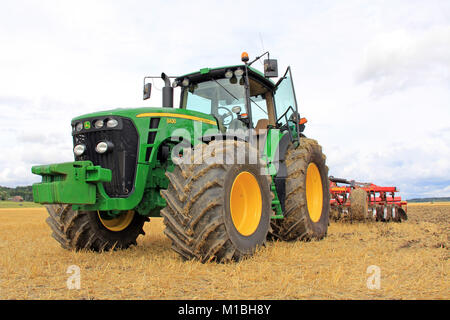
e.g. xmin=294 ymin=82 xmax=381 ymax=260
xmin=407 ymin=197 xmax=450 ymax=203
xmin=0 ymin=186 xmax=33 ymax=201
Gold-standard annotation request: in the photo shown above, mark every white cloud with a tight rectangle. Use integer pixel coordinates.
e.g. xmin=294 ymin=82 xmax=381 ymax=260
xmin=356 ymin=26 xmax=450 ymax=96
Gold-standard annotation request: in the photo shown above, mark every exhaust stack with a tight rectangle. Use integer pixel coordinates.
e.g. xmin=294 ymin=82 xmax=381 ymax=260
xmin=161 ymin=73 xmax=173 ymax=108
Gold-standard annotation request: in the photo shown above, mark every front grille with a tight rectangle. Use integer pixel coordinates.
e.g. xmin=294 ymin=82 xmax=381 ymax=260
xmin=73 ymin=117 xmax=139 ymax=198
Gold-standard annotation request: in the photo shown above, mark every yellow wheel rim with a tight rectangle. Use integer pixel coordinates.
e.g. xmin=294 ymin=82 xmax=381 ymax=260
xmin=230 ymin=171 xmax=262 ymax=236
xmin=98 ymin=210 xmax=135 ymax=232
xmin=306 ymin=163 xmax=323 ymax=223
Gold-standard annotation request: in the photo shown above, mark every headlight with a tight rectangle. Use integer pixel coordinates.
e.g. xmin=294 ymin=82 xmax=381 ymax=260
xmin=95 ymin=141 xmax=113 ymax=154
xmin=94 ymin=119 xmax=104 ymax=129
xmin=75 ymin=122 xmax=83 ymax=132
xmin=234 ymin=68 xmax=244 ymax=77
xmin=225 ymin=69 xmax=233 ymax=79
xmin=182 ymin=78 xmax=190 ymax=87
xmin=73 ymin=144 xmax=86 ymax=156
xmin=106 ymin=119 xmax=118 ymax=128
xmin=95 ymin=142 xmax=108 ymax=154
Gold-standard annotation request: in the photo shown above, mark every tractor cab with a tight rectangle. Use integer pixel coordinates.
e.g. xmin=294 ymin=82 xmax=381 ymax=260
xmin=174 ymin=62 xmax=304 ymax=142
xmin=176 ymin=66 xmax=277 ymax=134
xmin=144 ymin=52 xmax=305 ymax=143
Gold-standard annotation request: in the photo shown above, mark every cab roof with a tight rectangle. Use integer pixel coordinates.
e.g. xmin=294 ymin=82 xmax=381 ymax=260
xmin=176 ymin=65 xmax=276 ymax=91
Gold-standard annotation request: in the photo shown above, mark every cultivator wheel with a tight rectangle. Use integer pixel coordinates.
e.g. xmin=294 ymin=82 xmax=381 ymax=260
xmin=398 ymin=206 xmax=408 ymax=221
xmin=370 ymin=206 xmax=377 ymax=221
xmin=270 ymin=138 xmax=330 ymax=241
xmin=386 ymin=205 xmax=393 ymax=221
xmin=390 ymin=205 xmax=399 ymax=222
xmin=161 ymin=140 xmax=272 ymax=263
xmin=375 ymin=205 xmax=384 ymax=221
xmin=45 ymin=204 xmax=148 ymax=251
xmin=349 ymin=188 xmax=368 ymax=221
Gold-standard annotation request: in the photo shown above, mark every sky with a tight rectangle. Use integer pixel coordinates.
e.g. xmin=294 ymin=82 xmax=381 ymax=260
xmin=0 ymin=0 xmax=449 ymax=199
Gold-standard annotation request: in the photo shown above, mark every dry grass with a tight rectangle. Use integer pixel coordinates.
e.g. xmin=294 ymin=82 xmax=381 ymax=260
xmin=0 ymin=204 xmax=448 ymax=300
xmin=408 ymin=202 xmax=450 ymax=206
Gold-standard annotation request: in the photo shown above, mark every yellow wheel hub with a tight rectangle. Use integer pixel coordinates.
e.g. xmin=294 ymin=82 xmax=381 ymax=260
xmin=306 ymin=163 xmax=323 ymax=223
xmin=98 ymin=210 xmax=135 ymax=232
xmin=230 ymin=171 xmax=262 ymax=236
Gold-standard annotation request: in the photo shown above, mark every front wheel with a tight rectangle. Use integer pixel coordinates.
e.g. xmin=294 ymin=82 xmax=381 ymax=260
xmin=46 ymin=205 xmax=148 ymax=251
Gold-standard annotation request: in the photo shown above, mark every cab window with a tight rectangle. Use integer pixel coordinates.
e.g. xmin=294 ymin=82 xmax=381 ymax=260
xmin=249 ymin=78 xmax=275 ymax=130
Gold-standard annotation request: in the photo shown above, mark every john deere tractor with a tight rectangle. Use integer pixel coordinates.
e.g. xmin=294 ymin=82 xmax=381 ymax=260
xmin=32 ymin=52 xmax=330 ymax=263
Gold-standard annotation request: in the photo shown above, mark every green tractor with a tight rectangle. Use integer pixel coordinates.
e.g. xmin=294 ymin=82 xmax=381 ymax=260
xmin=32 ymin=52 xmax=330 ymax=263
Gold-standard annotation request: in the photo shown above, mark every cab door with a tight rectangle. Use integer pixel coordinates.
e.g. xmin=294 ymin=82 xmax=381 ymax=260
xmin=273 ymin=67 xmax=300 ymax=142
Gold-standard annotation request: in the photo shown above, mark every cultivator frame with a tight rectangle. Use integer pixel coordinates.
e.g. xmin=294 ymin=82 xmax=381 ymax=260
xmin=329 ymin=176 xmax=408 ymax=222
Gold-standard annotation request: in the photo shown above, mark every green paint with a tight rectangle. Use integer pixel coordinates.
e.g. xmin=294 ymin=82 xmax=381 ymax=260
xmin=32 ymin=161 xmax=111 ymax=204
xmin=270 ymin=181 xmax=284 ymax=219
xmin=263 ymin=129 xmax=286 ymax=175
xmin=33 ymin=107 xmax=219 ymax=212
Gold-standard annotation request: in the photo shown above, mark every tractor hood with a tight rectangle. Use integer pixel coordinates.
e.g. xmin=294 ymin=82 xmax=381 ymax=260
xmin=71 ymin=107 xmax=217 ymax=127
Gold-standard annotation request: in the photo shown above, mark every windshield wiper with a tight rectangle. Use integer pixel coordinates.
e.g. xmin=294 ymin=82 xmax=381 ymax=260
xmin=249 ymin=97 xmax=268 ymax=115
xmin=211 ymin=78 xmax=267 ymax=115
xmin=211 ymin=78 xmax=240 ymax=102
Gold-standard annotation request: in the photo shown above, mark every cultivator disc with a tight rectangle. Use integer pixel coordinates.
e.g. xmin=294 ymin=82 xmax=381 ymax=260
xmin=329 ymin=176 xmax=407 ymax=223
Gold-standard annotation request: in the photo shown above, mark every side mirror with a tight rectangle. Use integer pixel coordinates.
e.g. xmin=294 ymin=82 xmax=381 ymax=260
xmin=264 ymin=59 xmax=278 ymax=78
xmin=143 ymin=83 xmax=152 ymax=100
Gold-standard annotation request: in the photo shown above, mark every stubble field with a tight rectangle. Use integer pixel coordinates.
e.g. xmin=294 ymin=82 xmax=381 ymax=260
xmin=0 ymin=202 xmax=448 ymax=300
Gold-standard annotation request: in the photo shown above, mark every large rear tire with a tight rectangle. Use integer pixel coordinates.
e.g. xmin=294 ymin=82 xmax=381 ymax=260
xmin=160 ymin=140 xmax=272 ymax=263
xmin=270 ymin=138 xmax=330 ymax=241
xmin=45 ymin=204 xmax=147 ymax=251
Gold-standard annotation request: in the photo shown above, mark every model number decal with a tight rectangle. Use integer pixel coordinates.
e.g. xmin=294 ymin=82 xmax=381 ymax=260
xmin=166 ymin=118 xmax=176 ymax=124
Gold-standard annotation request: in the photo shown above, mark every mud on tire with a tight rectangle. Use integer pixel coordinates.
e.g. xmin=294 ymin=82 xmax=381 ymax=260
xmin=46 ymin=204 xmax=147 ymax=251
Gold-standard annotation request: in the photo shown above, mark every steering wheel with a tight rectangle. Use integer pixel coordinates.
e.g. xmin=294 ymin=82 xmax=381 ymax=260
xmin=217 ymin=106 xmax=234 ymax=126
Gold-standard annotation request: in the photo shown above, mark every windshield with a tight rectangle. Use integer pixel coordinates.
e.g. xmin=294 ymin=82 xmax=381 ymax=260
xmin=180 ymin=78 xmax=247 ymax=131
xmin=180 ymin=75 xmax=273 ymax=133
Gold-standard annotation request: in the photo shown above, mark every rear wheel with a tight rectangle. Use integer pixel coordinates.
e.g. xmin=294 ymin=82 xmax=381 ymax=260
xmin=160 ymin=140 xmax=272 ymax=263
xmin=270 ymin=138 xmax=330 ymax=241
xmin=46 ymin=204 xmax=147 ymax=251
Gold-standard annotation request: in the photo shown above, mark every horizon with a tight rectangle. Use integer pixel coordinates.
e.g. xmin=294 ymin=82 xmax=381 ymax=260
xmin=0 ymin=1 xmax=449 ymax=199
xmin=2 ymin=184 xmax=449 ymax=202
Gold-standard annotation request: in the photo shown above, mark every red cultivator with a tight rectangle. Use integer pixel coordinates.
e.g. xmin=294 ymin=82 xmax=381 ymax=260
xmin=329 ymin=176 xmax=408 ymax=222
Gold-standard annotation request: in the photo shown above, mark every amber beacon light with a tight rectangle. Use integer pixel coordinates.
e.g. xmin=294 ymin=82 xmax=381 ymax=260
xmin=241 ymin=51 xmax=249 ymax=63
